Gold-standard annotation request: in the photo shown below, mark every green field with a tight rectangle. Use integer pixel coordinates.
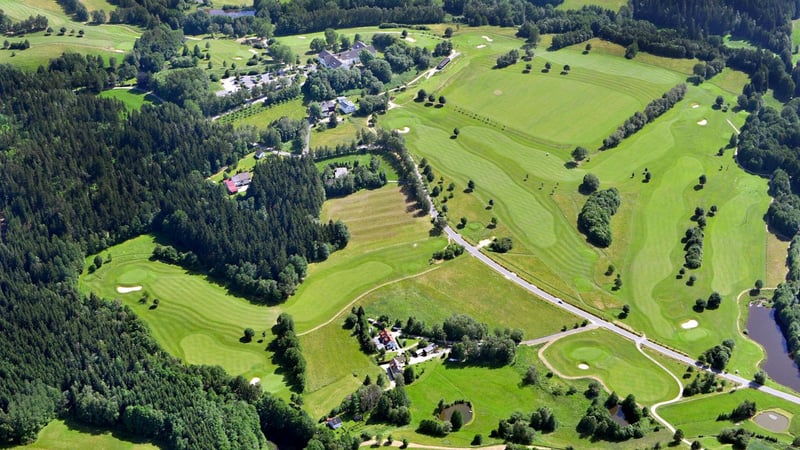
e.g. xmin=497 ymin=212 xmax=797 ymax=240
xmin=540 ymin=328 xmax=680 ymax=405
xmin=558 ymin=0 xmax=627 ymax=11
xmin=660 ymin=389 xmax=800 ymax=446
xmin=99 ymin=88 xmax=159 ymax=111
xmin=18 ymin=419 xmax=158 ymax=450
xmin=310 ymin=115 xmax=369 ymax=149
xmin=0 ymin=0 xmax=141 ymax=70
xmin=384 ymin=28 xmax=770 ymax=376
xmin=315 ymin=153 xmax=400 ymax=181
xmin=381 ymin=345 xmax=673 ymax=449
xmin=360 ymin=256 xmax=577 ymax=340
xmin=79 ymin=235 xmax=286 ymax=392
xmin=219 ymin=98 xmax=307 ymax=128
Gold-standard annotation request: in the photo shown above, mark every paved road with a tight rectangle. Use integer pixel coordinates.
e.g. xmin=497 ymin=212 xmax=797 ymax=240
xmin=411 ymin=159 xmax=800 ymax=406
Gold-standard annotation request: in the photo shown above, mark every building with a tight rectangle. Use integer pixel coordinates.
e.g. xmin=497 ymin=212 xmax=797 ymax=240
xmin=436 ymin=57 xmax=451 ymax=70
xmin=376 ymin=328 xmax=398 ymax=351
xmin=326 ymin=417 xmax=343 ymax=430
xmin=334 ymin=167 xmax=349 ymax=179
xmin=317 ymin=40 xmax=376 ymax=69
xmin=337 ymin=96 xmax=356 ymax=114
xmin=320 ymin=99 xmax=337 ymax=116
xmin=386 ymin=356 xmax=405 ymax=380
xmin=254 ymin=151 xmax=266 ymax=160
xmin=224 ymin=172 xmax=252 ymax=195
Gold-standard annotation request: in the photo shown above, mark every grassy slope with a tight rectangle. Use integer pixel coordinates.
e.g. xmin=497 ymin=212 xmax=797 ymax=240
xmin=98 ymin=88 xmax=158 ymax=111
xmin=0 ymin=0 xmax=140 ymax=70
xmin=18 ymin=419 xmax=159 ymax=450
xmin=540 ymin=328 xmax=680 ymax=405
xmin=384 ymin=29 xmax=770 ymax=375
xmin=220 ymin=98 xmax=307 ymax=129
xmin=79 ymin=235 xmax=285 ymax=391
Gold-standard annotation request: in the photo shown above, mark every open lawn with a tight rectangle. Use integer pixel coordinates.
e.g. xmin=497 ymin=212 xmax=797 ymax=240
xmin=384 ymin=28 xmax=770 ymax=376
xmin=384 ymin=345 xmax=673 ymax=449
xmin=315 ymin=153 xmax=400 ymax=181
xmin=541 ymin=328 xmax=680 ymax=405
xmin=310 ymin=115 xmax=369 ymax=149
xmin=558 ymin=0 xmax=626 ymax=11
xmin=99 ymin=88 xmax=159 ymax=111
xmin=660 ymin=389 xmax=800 ymax=446
xmin=0 ymin=0 xmax=140 ymax=70
xmin=79 ymin=235 xmax=286 ymax=392
xmin=360 ymin=256 xmax=578 ymax=340
xmin=219 ymin=98 xmax=306 ymax=128
xmin=18 ymin=419 xmax=158 ymax=450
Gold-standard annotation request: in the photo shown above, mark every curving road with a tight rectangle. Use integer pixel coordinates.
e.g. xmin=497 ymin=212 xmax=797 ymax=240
xmin=412 ymin=159 xmax=800 ymax=406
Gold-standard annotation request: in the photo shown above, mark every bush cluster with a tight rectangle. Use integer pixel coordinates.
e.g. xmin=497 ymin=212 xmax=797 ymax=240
xmin=577 ymin=188 xmax=620 ymax=247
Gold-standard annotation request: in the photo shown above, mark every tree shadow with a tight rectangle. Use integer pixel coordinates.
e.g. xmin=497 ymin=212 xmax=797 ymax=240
xmin=564 ymin=161 xmax=578 ymax=169
xmin=693 ymin=184 xmax=703 ymax=191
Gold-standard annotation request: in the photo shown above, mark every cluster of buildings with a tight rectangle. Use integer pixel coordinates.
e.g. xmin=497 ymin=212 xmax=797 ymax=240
xmin=317 ymin=40 xmax=376 ymax=69
xmin=223 ymin=172 xmax=251 ymax=195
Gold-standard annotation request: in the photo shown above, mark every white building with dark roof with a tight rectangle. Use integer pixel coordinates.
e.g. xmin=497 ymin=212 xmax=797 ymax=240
xmin=318 ymin=40 xmax=376 ymax=69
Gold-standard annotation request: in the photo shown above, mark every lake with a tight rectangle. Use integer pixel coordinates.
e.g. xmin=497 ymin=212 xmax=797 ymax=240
xmin=746 ymin=304 xmax=800 ymax=392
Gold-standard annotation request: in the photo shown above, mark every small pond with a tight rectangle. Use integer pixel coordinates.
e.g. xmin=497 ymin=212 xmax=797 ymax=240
xmin=607 ymin=406 xmax=629 ymax=426
xmin=753 ymin=411 xmax=789 ymax=433
xmin=746 ymin=305 xmax=800 ymax=392
xmin=439 ymin=403 xmax=473 ymax=423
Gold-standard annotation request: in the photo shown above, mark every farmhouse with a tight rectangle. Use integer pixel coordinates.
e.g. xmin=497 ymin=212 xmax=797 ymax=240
xmin=334 ymin=167 xmax=349 ymax=179
xmin=224 ymin=172 xmax=252 ymax=194
xmin=254 ymin=151 xmax=266 ymax=160
xmin=326 ymin=416 xmax=343 ymax=430
xmin=386 ymin=355 xmax=405 ymax=380
xmin=375 ymin=328 xmax=398 ymax=351
xmin=337 ymin=96 xmax=357 ymax=114
xmin=317 ymin=40 xmax=376 ymax=69
xmin=320 ymin=99 xmax=337 ymax=116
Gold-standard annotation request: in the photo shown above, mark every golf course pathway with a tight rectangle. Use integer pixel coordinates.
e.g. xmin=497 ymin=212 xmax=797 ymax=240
xmin=410 ymin=156 xmax=800 ymax=407
xmin=519 ymin=323 xmax=598 ymax=347
xmin=298 ymin=266 xmax=441 ymax=336
xmin=635 ymin=338 xmax=689 ymax=444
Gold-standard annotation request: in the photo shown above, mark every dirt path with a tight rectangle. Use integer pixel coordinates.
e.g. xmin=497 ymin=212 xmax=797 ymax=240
xmin=298 ymin=266 xmax=441 ymax=336
xmin=520 ymin=324 xmax=598 ymax=347
xmin=726 ymin=118 xmax=741 ymax=135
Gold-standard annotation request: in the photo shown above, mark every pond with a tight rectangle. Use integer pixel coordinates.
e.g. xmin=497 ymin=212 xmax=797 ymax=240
xmin=746 ymin=305 xmax=800 ymax=392
xmin=753 ymin=410 xmax=789 ymax=433
xmin=439 ymin=402 xmax=473 ymax=424
xmin=607 ymin=406 xmax=629 ymax=426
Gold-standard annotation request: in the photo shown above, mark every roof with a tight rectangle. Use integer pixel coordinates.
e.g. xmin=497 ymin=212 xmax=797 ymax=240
xmin=334 ymin=167 xmax=349 ymax=179
xmin=223 ymin=179 xmax=238 ymax=194
xmin=231 ymin=172 xmax=251 ymax=186
xmin=318 ymin=50 xmax=343 ymax=69
xmin=255 ymin=151 xmax=266 ymax=159
xmin=318 ymin=41 xmax=376 ymax=69
xmin=337 ymin=96 xmax=356 ymax=113
xmin=326 ymin=417 xmax=343 ymax=429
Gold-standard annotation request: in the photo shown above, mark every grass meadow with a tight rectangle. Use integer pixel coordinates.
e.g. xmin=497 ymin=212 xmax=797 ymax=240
xmin=18 ymin=419 xmax=158 ymax=450
xmin=314 ymin=153 xmax=400 ymax=181
xmin=98 ymin=88 xmax=159 ymax=111
xmin=0 ymin=0 xmax=140 ymax=70
xmin=382 ymin=345 xmax=673 ymax=449
xmin=360 ymin=256 xmax=578 ymax=339
xmin=384 ymin=29 xmax=771 ymax=376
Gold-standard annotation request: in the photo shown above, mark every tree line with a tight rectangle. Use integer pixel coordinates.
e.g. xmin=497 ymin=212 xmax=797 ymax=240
xmin=578 ymin=188 xmax=621 ymax=248
xmin=0 ymin=10 xmax=48 ymax=35
xmin=602 ymin=84 xmax=687 ymax=149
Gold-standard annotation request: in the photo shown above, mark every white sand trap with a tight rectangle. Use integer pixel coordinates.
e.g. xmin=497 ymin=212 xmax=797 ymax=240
xmin=116 ymin=285 xmax=142 ymax=294
xmin=681 ymin=319 xmax=698 ymax=329
xmin=691 ymin=103 xmax=700 ymax=108
xmin=249 ymin=377 xmax=261 ymax=385
xmin=481 ymin=35 xmax=493 ymax=42
xmin=297 ymin=36 xmax=306 ymax=39
xmin=248 ymin=49 xmax=258 ymax=54
xmin=404 ymin=37 xmax=416 ymax=43
xmin=396 ymin=127 xmax=410 ymax=134
xmin=477 ymin=238 xmax=495 ymax=248
xmin=578 ymin=363 xmax=590 ymax=370
xmin=234 ymin=57 xmax=243 ymax=60
xmin=476 ymin=44 xmax=486 ymax=49
xmin=697 ymin=119 xmax=708 ymax=126
xmin=494 ymin=89 xmax=502 ymax=96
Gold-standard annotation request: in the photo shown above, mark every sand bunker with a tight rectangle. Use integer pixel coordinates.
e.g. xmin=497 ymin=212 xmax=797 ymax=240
xmin=116 ymin=285 xmax=142 ymax=294
xmin=477 ymin=238 xmax=495 ymax=249
xmin=481 ymin=35 xmax=493 ymax=42
xmin=249 ymin=377 xmax=261 ymax=386
xmin=697 ymin=119 xmax=708 ymax=126
xmin=396 ymin=127 xmax=410 ymax=134
xmin=297 ymin=36 xmax=306 ymax=39
xmin=404 ymin=37 xmax=416 ymax=43
xmin=234 ymin=57 xmax=243 ymax=60
xmin=494 ymin=89 xmax=503 ymax=96
xmin=578 ymin=363 xmax=590 ymax=370
xmin=754 ymin=411 xmax=789 ymax=432
xmin=476 ymin=44 xmax=486 ymax=49
xmin=691 ymin=103 xmax=700 ymax=109
xmin=681 ymin=319 xmax=698 ymax=329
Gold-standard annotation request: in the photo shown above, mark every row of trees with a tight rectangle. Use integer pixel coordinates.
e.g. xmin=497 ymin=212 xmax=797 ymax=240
xmin=0 ymin=11 xmax=48 ymax=35
xmin=602 ymin=84 xmax=687 ymax=149
xmin=577 ymin=188 xmax=621 ymax=248
xmin=683 ymin=226 xmax=704 ymax=269
xmin=270 ymin=313 xmax=307 ymax=391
